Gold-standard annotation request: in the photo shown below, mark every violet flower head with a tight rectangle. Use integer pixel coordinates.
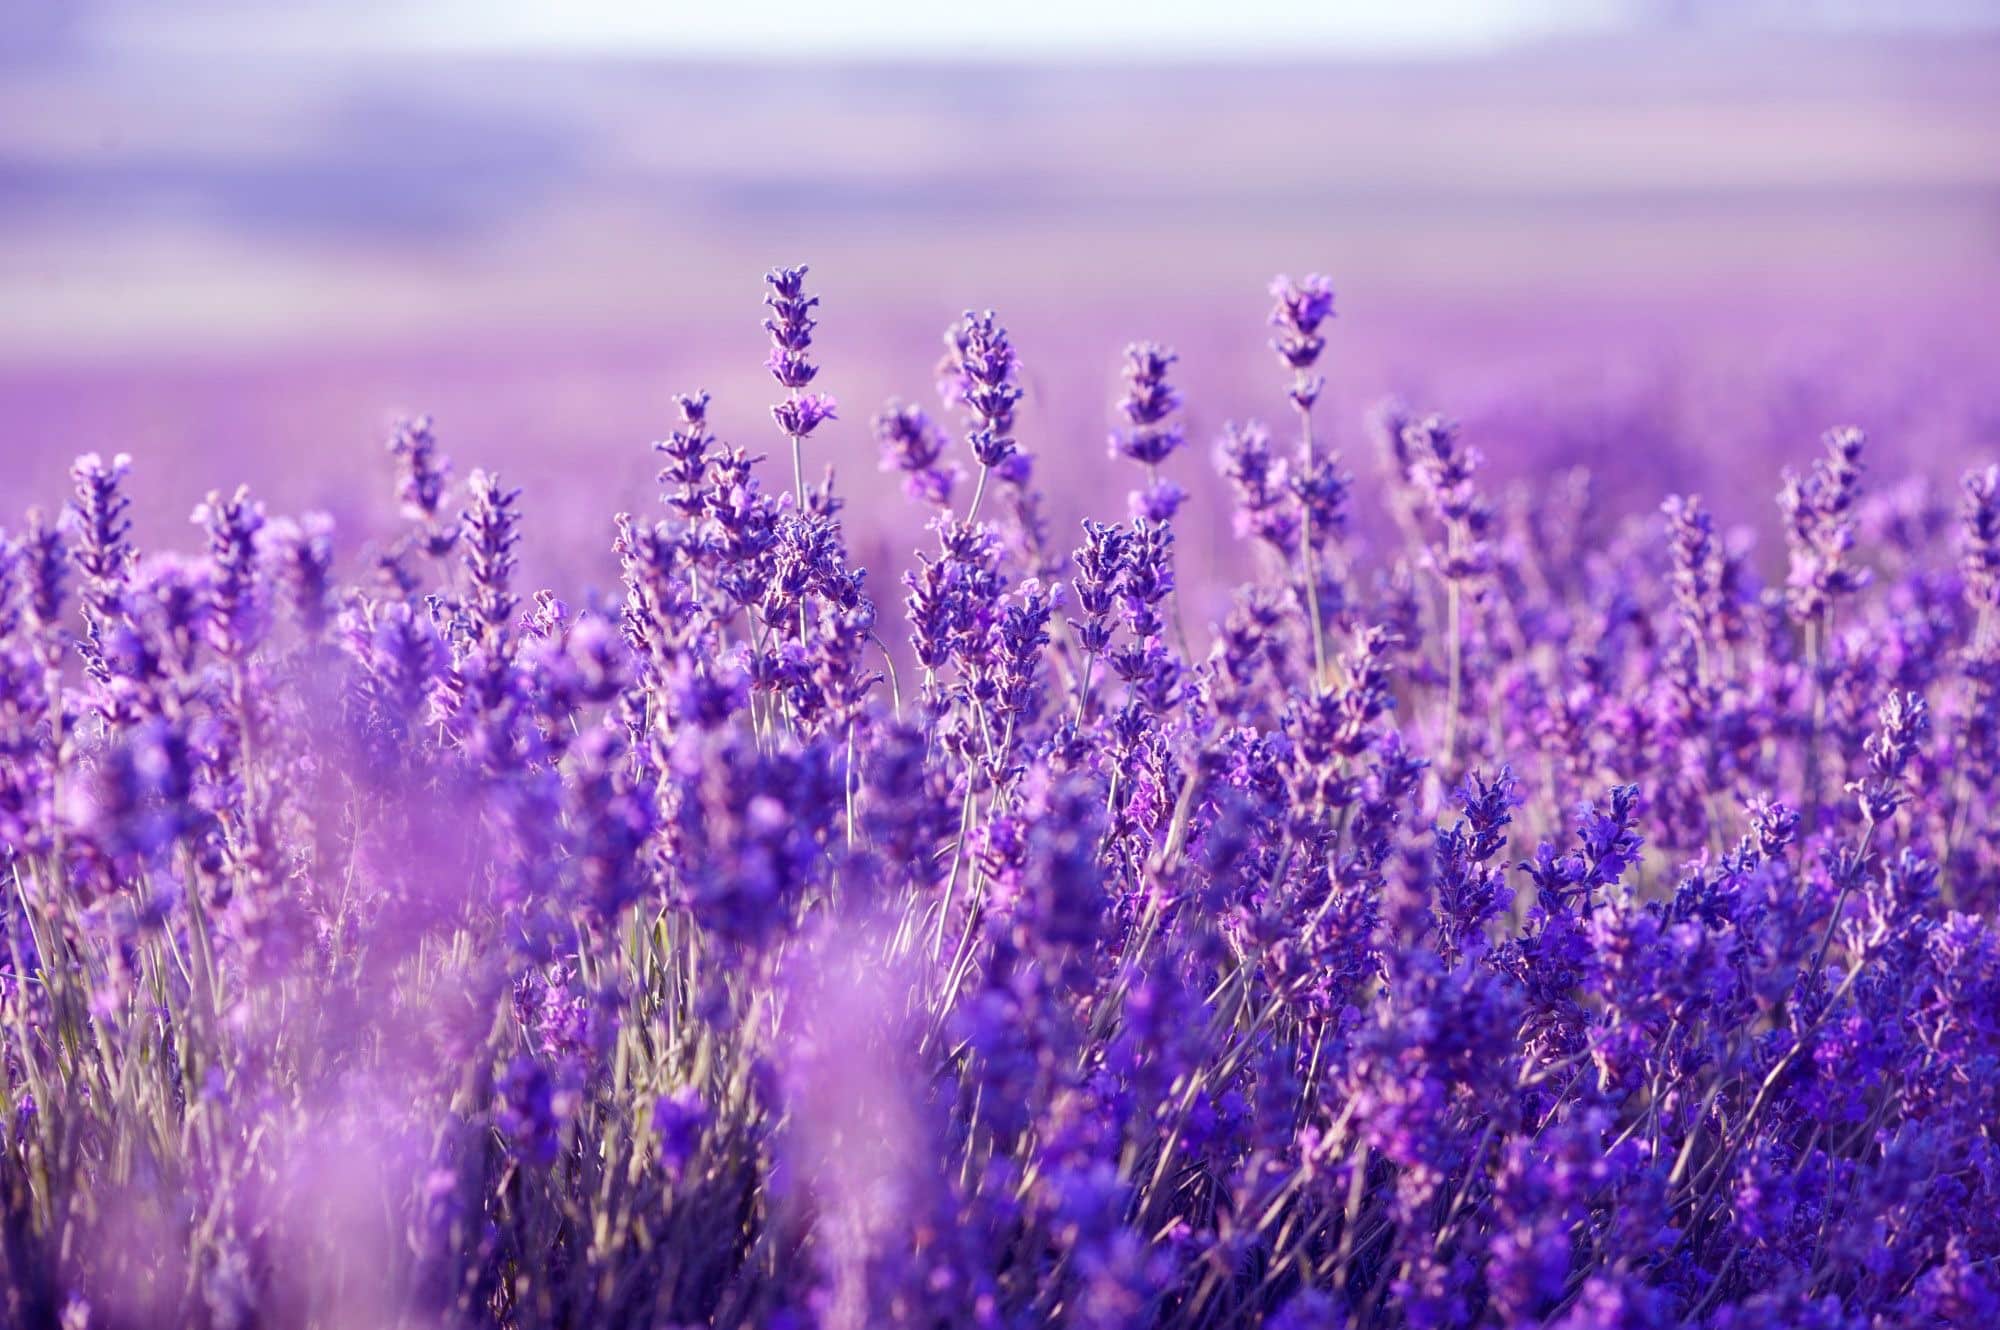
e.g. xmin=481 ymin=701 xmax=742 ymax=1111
xmin=68 ymin=452 xmax=134 ymax=612
xmin=1215 ymin=420 xmax=1297 ymax=553
xmin=193 ymin=485 xmax=267 ymax=664
xmin=1289 ymin=450 xmax=1352 ymax=543
xmin=1431 ymin=764 xmax=1521 ymax=965
xmin=1778 ymin=424 xmax=1870 ymax=622
xmin=1129 ymin=478 xmax=1187 ymax=524
xmin=72 ymin=717 xmax=199 ymax=866
xmin=1284 ymin=625 xmax=1397 ymax=788
xmin=1747 ymin=795 xmax=1801 ymax=859
xmin=940 ymin=309 xmax=1022 ymax=469
xmin=1405 ymin=413 xmax=1492 ymax=583
xmin=763 ymin=263 xmax=821 ymax=389
xmin=388 ymin=414 xmax=459 ymax=556
xmin=0 ymin=532 xmax=21 ymax=642
xmin=874 ymin=400 xmax=956 ymax=508
xmin=1110 ymin=341 xmax=1188 ymax=522
xmin=771 ymin=393 xmax=838 ymax=441
xmin=461 ymin=469 xmax=522 ymax=649
xmin=652 ymin=1088 xmax=708 ymax=1181
xmin=765 ymin=265 xmax=837 ymax=443
xmin=1109 ymin=342 xmax=1185 ymax=469
xmin=1405 ymin=415 xmax=1476 ymax=523
xmin=657 ymin=390 xmax=716 ymax=520
xmin=262 ymin=512 xmax=337 ymax=639
xmin=1117 ymin=519 xmax=1175 ymax=644
xmin=22 ymin=507 xmax=67 ymax=637
xmin=1267 ymin=273 xmax=1336 ymax=369
xmin=1369 ymin=396 xmax=1417 ymax=484
xmin=1848 ymin=689 xmax=1928 ymax=824
xmin=362 ymin=598 xmax=442 ymax=741
xmin=1521 ymin=782 xmax=1643 ymax=917
xmin=1069 ymin=520 xmax=1128 ymax=656
xmin=1961 ymin=463 xmax=2000 ymax=617
xmin=1268 ymin=272 xmax=1336 ymax=410
xmin=1660 ymin=492 xmax=1721 ymax=647
xmin=496 ymin=1055 xmax=561 ymax=1167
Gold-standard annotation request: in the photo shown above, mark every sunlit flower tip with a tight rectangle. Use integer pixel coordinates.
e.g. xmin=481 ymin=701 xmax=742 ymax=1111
xmin=672 ymin=389 xmax=711 ymax=425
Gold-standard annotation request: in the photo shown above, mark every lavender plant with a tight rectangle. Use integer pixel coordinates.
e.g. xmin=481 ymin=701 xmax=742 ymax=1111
xmin=2 ymin=264 xmax=1998 ymax=1330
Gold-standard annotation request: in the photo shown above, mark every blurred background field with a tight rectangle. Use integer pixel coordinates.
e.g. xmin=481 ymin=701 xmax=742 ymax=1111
xmin=4 ymin=1 xmax=1999 ymax=623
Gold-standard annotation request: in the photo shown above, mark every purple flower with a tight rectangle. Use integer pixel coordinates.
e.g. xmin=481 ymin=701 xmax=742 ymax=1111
xmin=1847 ymin=689 xmax=1928 ymax=823
xmin=262 ymin=513 xmax=336 ymax=639
xmin=495 ymin=1055 xmax=561 ymax=1166
xmin=1430 ymin=764 xmax=1520 ymax=965
xmin=652 ymin=1088 xmax=708 ymax=1180
xmin=1108 ymin=341 xmax=1185 ymax=468
xmin=1268 ymin=272 xmax=1336 ymax=371
xmin=771 ymin=392 xmax=838 ymax=440
xmin=461 ymin=469 xmax=522 ymax=652
xmin=1404 ymin=413 xmax=1491 ymax=581
xmin=656 ymin=389 xmax=717 ymax=520
xmin=68 ymin=452 xmax=134 ymax=615
xmin=193 ymin=485 xmax=268 ymax=664
xmin=2 ymin=259 xmax=1995 ymax=1330
xmin=763 ymin=262 xmax=822 ymax=390
xmin=1962 ymin=463 xmax=2000 ymax=616
xmin=1779 ymin=424 xmax=1870 ymax=622
xmin=940 ymin=309 xmax=1022 ymax=471
xmin=874 ymin=400 xmax=958 ymax=508
xmin=388 ymin=414 xmax=459 ymax=557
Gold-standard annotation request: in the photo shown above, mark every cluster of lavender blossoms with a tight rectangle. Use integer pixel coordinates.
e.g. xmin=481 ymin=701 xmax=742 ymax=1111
xmin=4 ymin=263 xmax=2000 ymax=1330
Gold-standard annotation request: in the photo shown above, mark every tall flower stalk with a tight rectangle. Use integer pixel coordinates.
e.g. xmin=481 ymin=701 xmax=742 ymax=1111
xmin=1780 ymin=425 xmax=1868 ymax=820
xmin=764 ymin=264 xmax=838 ymax=511
xmin=1404 ymin=414 xmax=1490 ymax=773
xmin=939 ymin=309 xmax=1022 ymax=525
xmin=1268 ymin=274 xmax=1337 ymax=681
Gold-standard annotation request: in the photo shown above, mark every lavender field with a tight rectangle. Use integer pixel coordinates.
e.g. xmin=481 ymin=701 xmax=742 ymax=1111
xmin=6 ymin=10 xmax=2000 ymax=1330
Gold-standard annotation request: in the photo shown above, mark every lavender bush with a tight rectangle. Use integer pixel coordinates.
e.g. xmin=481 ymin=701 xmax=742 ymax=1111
xmin=3 ymin=263 xmax=1998 ymax=1330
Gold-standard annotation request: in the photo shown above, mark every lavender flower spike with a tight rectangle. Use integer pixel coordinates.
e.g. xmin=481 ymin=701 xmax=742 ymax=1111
xmin=940 ymin=308 xmax=1023 ymax=521
xmin=765 ymin=263 xmax=838 ymax=506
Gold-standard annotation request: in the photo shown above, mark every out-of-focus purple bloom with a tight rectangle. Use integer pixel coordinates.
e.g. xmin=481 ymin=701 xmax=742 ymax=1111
xmin=1779 ymin=424 xmax=1870 ymax=622
xmin=1661 ymin=492 xmax=1721 ymax=652
xmin=495 ymin=1055 xmax=561 ymax=1166
xmin=1130 ymin=477 xmax=1186 ymax=524
xmin=652 ymin=1088 xmax=708 ymax=1181
xmin=1962 ymin=464 xmax=2000 ymax=617
xmin=1216 ymin=419 xmax=1299 ymax=554
xmin=388 ymin=414 xmax=459 ymax=558
xmin=874 ymin=400 xmax=958 ymax=508
xmin=1404 ymin=414 xmax=1491 ymax=582
xmin=21 ymin=507 xmax=67 ymax=642
xmin=262 ymin=512 xmax=336 ymax=639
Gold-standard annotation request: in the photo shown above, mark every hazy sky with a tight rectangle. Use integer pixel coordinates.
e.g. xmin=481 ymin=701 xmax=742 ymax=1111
xmin=364 ymin=0 xmax=1624 ymax=57
xmin=60 ymin=0 xmax=2000 ymax=62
